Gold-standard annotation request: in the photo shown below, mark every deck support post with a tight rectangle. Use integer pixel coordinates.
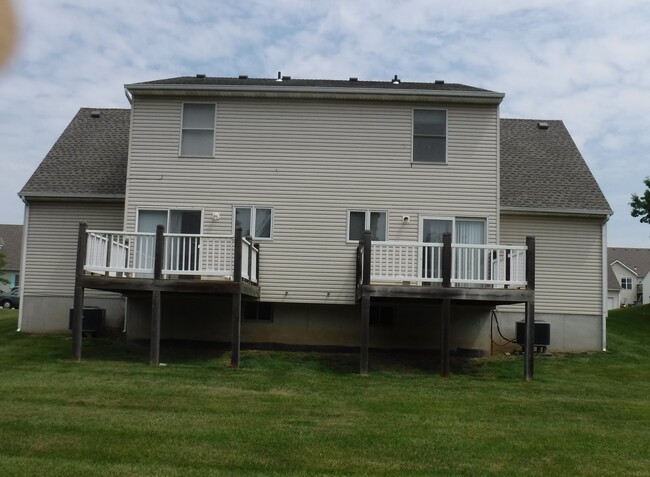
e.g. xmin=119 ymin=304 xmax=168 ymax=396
xmin=359 ymin=230 xmax=372 ymax=375
xmin=149 ymin=225 xmax=164 ymax=366
xmin=524 ymin=236 xmax=536 ymax=381
xmin=231 ymin=227 xmax=243 ymax=368
xmin=440 ymin=298 xmax=451 ymax=377
xmin=360 ymin=295 xmax=370 ymax=375
xmin=72 ymin=222 xmax=87 ymax=361
xmin=440 ymin=233 xmax=452 ymax=377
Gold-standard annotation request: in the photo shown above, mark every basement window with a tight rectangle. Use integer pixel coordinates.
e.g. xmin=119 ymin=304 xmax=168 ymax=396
xmin=243 ymin=302 xmax=274 ymax=322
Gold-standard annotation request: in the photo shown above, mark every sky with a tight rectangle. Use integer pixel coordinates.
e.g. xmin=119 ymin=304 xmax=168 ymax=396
xmin=0 ymin=0 xmax=649 ymax=247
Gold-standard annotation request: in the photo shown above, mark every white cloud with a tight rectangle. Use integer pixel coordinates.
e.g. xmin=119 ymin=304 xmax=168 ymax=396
xmin=1 ymin=0 xmax=649 ymax=245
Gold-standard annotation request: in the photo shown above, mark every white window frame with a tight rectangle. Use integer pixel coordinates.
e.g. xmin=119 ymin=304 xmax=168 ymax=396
xmin=412 ymin=108 xmax=448 ymax=164
xmin=347 ymin=209 xmax=388 ymax=243
xmin=418 ymin=216 xmax=487 ymax=244
xmin=233 ymin=206 xmax=274 ymax=240
xmin=135 ymin=207 xmax=204 ymax=234
xmin=179 ymin=102 xmax=216 ymax=157
xmin=621 ymin=277 xmax=632 ymax=290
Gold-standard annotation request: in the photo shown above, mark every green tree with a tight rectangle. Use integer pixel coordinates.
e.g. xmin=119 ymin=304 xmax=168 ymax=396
xmin=0 ymin=252 xmax=9 ymax=284
xmin=630 ymin=177 xmax=650 ymax=224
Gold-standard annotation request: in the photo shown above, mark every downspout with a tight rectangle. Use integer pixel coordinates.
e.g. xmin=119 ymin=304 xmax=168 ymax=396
xmin=601 ymin=215 xmax=610 ymax=351
xmin=124 ymin=88 xmax=133 ymax=105
xmin=17 ymin=198 xmax=29 ymax=331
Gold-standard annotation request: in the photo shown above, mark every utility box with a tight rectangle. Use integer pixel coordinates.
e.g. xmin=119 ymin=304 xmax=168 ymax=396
xmin=516 ymin=320 xmax=551 ymax=347
xmin=68 ymin=307 xmax=106 ymax=333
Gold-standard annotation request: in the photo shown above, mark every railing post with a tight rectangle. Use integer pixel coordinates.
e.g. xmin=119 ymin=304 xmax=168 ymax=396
xmin=525 ymin=236 xmax=536 ymax=381
xmin=255 ymin=243 xmax=260 ymax=285
xmin=105 ymin=234 xmax=112 ymax=277
xmin=153 ymin=225 xmax=164 ymax=280
xmin=72 ymin=222 xmax=87 ymax=361
xmin=362 ymin=230 xmax=371 ymax=286
xmin=442 ymin=232 xmax=452 ymax=288
xmin=232 ymin=227 xmax=243 ymax=368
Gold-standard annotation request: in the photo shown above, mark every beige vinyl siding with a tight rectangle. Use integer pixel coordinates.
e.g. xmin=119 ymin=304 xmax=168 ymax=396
xmin=125 ymin=97 xmax=499 ymax=304
xmin=23 ymin=200 xmax=125 ymax=297
xmin=500 ymin=213 xmax=604 ymax=315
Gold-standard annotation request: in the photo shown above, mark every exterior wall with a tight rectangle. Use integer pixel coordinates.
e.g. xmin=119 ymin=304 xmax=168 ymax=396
xmin=499 ymin=213 xmax=605 ymax=351
xmin=125 ymin=97 xmax=500 ymax=305
xmin=126 ymin=298 xmax=493 ymax=354
xmin=20 ymin=200 xmax=126 ymax=332
xmin=610 ymin=262 xmax=638 ymax=306
xmin=642 ymin=274 xmax=650 ymax=304
xmin=0 ymin=270 xmax=19 ymax=292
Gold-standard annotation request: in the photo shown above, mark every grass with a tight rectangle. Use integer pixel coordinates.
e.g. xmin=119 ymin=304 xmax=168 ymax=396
xmin=0 ymin=307 xmax=649 ymax=476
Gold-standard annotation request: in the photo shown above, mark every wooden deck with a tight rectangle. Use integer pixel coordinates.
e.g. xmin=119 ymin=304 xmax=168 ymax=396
xmin=71 ymin=223 xmax=260 ymax=368
xmin=356 ymin=231 xmax=536 ymax=379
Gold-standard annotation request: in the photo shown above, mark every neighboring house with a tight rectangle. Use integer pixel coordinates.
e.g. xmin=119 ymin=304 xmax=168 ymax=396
xmin=608 ymin=248 xmax=650 ymax=307
xmin=607 ymin=265 xmax=621 ymax=310
xmin=0 ymin=224 xmax=23 ymax=292
xmin=18 ymin=75 xmax=612 ymax=359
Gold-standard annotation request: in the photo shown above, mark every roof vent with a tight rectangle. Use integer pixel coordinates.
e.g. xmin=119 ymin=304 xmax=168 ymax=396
xmin=392 ymin=74 xmax=400 ymax=84
xmin=281 ymin=75 xmax=291 ymax=81
xmin=90 ymin=110 xmax=101 ymax=119
xmin=349 ymin=77 xmax=358 ymax=82
xmin=276 ymin=71 xmax=282 ymax=82
xmin=435 ymin=80 xmax=445 ymax=84
xmin=238 ymin=75 xmax=248 ymax=79
xmin=537 ymin=121 xmax=549 ymax=130
xmin=196 ymin=73 xmax=206 ymax=78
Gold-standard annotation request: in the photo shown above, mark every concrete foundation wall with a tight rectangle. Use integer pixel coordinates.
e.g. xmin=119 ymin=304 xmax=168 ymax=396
xmin=19 ymin=294 xmax=125 ymax=333
xmin=491 ymin=310 xmax=602 ymax=353
xmin=125 ymin=297 xmax=493 ymax=354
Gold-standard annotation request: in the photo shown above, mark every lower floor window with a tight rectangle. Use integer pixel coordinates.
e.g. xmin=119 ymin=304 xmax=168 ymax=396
xmin=348 ymin=210 xmax=387 ymax=241
xmin=243 ymin=301 xmax=273 ymax=321
xmin=235 ymin=207 xmax=273 ymax=239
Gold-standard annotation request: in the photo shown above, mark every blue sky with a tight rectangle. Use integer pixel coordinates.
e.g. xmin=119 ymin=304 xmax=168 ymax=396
xmin=1 ymin=0 xmax=649 ymax=246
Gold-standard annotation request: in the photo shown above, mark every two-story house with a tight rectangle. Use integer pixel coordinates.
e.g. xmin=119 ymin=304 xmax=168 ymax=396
xmin=18 ymin=75 xmax=612 ymax=368
xmin=608 ymin=248 xmax=650 ymax=308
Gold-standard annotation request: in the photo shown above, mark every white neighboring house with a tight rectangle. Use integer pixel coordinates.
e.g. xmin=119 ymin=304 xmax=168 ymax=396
xmin=608 ymin=248 xmax=650 ymax=308
xmin=0 ymin=224 xmax=23 ymax=292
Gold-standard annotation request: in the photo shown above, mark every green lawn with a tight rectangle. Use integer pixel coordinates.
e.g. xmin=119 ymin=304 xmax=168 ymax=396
xmin=0 ymin=307 xmax=649 ymax=476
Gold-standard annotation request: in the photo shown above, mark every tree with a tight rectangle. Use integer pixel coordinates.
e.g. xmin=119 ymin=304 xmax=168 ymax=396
xmin=0 ymin=252 xmax=8 ymax=285
xmin=630 ymin=177 xmax=650 ymax=224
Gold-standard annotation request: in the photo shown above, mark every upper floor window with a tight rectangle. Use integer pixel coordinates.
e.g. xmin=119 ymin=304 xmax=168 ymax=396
xmin=348 ymin=210 xmax=387 ymax=241
xmin=235 ymin=206 xmax=273 ymax=239
xmin=621 ymin=277 xmax=632 ymax=289
xmin=181 ymin=103 xmax=215 ymax=156
xmin=413 ymin=109 xmax=447 ymax=163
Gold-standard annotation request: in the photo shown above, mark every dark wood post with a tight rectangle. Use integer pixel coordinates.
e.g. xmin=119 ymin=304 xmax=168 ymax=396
xmin=362 ymin=230 xmax=371 ymax=286
xmin=255 ymin=243 xmax=260 ymax=285
xmin=442 ymin=232 xmax=452 ymax=288
xmin=150 ymin=225 xmax=164 ymax=366
xmin=440 ymin=298 xmax=451 ymax=377
xmin=72 ymin=222 xmax=87 ymax=361
xmin=360 ymin=295 xmax=370 ymax=375
xmin=246 ymin=235 xmax=253 ymax=282
xmin=525 ymin=236 xmax=536 ymax=381
xmin=231 ymin=227 xmax=243 ymax=368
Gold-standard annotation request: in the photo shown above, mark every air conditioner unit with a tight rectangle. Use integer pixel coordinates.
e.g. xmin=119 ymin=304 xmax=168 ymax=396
xmin=515 ymin=320 xmax=550 ymax=347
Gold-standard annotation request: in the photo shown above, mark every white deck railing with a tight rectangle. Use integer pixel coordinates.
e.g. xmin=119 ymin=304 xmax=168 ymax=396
xmin=84 ymin=230 xmax=259 ymax=283
xmin=369 ymin=241 xmax=527 ymax=288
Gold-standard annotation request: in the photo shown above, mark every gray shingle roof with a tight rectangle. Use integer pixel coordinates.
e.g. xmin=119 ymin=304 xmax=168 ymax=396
xmin=0 ymin=224 xmax=23 ymax=271
xmin=607 ymin=265 xmax=621 ymax=291
xmin=131 ymin=76 xmax=493 ymax=93
xmin=608 ymin=248 xmax=650 ymax=278
xmin=500 ymin=119 xmax=611 ymax=213
xmin=20 ymin=108 xmax=130 ymax=198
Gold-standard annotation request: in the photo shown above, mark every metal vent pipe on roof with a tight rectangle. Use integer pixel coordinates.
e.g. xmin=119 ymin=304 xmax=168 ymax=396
xmin=90 ymin=110 xmax=101 ymax=118
xmin=196 ymin=73 xmax=206 ymax=78
xmin=537 ymin=121 xmax=549 ymax=130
